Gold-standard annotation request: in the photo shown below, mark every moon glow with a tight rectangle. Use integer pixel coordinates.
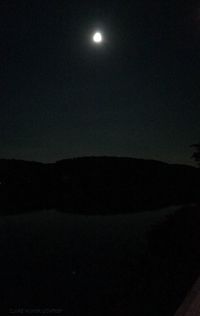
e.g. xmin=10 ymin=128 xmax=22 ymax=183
xmin=92 ymin=32 xmax=103 ymax=43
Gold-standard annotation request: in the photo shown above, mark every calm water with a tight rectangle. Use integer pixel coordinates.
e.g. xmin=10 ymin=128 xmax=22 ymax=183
xmin=0 ymin=206 xmax=181 ymax=314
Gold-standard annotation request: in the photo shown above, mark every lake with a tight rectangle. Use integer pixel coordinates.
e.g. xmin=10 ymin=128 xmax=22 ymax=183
xmin=0 ymin=206 xmax=182 ymax=315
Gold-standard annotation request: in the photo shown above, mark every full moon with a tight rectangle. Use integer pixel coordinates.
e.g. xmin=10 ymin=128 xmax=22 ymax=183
xmin=92 ymin=32 xmax=103 ymax=43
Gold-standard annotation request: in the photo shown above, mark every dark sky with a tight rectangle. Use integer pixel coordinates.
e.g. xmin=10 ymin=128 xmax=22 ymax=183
xmin=0 ymin=0 xmax=200 ymax=165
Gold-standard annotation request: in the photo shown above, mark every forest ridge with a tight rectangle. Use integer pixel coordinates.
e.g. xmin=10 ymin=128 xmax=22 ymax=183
xmin=0 ymin=156 xmax=199 ymax=214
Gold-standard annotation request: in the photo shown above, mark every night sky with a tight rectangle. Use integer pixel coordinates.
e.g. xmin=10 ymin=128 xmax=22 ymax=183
xmin=0 ymin=0 xmax=200 ymax=165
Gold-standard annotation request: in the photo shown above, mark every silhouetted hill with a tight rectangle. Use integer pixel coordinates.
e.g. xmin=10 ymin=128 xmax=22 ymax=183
xmin=0 ymin=157 xmax=199 ymax=214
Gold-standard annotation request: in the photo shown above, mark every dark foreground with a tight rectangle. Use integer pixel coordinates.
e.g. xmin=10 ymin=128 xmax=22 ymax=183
xmin=175 ymin=276 xmax=200 ymax=316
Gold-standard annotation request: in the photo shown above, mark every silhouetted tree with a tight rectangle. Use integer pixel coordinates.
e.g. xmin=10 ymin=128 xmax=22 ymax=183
xmin=191 ymin=142 xmax=200 ymax=166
